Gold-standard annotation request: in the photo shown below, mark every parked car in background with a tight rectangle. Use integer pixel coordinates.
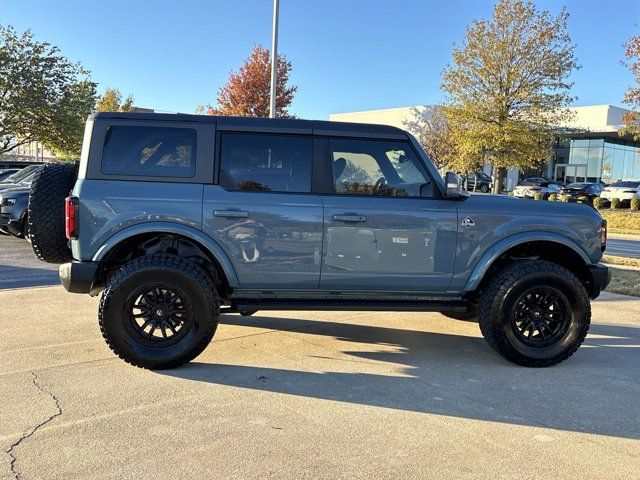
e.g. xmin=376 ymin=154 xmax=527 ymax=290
xmin=0 ymin=169 xmax=20 ymax=181
xmin=512 ymin=178 xmax=563 ymax=199
xmin=0 ymin=185 xmax=30 ymax=237
xmin=600 ymin=181 xmax=640 ymax=204
xmin=0 ymin=165 xmax=43 ymax=191
xmin=557 ymin=182 xmax=603 ymax=203
xmin=464 ymin=171 xmax=493 ymax=193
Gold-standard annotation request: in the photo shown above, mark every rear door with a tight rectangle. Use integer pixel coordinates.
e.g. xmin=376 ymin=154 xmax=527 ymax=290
xmin=202 ymin=132 xmax=323 ymax=290
xmin=319 ymin=137 xmax=458 ymax=292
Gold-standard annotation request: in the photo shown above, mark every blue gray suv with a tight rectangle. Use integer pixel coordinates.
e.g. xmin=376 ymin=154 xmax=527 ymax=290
xmin=32 ymin=112 xmax=610 ymax=369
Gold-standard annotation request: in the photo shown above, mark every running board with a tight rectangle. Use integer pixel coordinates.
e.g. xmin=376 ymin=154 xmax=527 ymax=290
xmin=225 ymin=298 xmax=469 ymax=313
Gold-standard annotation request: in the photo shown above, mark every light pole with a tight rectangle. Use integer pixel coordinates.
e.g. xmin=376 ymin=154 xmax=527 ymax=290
xmin=269 ymin=0 xmax=279 ymax=118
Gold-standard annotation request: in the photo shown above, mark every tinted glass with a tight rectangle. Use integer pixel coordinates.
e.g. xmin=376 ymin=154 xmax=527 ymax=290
xmin=101 ymin=126 xmax=196 ymax=177
xmin=219 ymin=133 xmax=312 ymax=193
xmin=566 ymin=183 xmax=589 ymax=189
xmin=330 ymin=139 xmax=430 ymax=197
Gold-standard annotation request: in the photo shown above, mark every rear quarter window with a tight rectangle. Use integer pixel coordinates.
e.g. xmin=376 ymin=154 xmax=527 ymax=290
xmin=101 ymin=126 xmax=197 ymax=178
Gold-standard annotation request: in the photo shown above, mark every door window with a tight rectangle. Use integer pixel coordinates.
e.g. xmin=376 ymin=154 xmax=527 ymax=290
xmin=219 ymin=133 xmax=312 ymax=193
xmin=329 ymin=139 xmax=431 ymax=197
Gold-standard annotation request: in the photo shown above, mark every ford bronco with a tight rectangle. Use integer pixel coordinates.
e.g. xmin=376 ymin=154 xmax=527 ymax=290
xmin=29 ymin=112 xmax=610 ymax=369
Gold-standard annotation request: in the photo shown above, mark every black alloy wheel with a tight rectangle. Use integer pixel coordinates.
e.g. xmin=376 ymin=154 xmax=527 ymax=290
xmin=126 ymin=284 xmax=194 ymax=347
xmin=510 ymin=287 xmax=570 ymax=347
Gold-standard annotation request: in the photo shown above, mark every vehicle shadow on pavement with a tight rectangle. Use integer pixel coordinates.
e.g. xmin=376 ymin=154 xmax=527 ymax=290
xmin=0 ymin=264 xmax=59 ymax=289
xmin=159 ymin=314 xmax=640 ymax=441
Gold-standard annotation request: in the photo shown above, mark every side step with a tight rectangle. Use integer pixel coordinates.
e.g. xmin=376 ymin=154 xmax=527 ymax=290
xmin=225 ymin=298 xmax=469 ymax=313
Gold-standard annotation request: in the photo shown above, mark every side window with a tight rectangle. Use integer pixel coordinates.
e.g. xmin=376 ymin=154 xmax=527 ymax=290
xmin=330 ymin=138 xmax=431 ymax=197
xmin=101 ymin=126 xmax=196 ymax=177
xmin=219 ymin=133 xmax=312 ymax=193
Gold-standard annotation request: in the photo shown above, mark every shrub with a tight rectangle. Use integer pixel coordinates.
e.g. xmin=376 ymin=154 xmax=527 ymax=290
xmin=577 ymin=195 xmax=589 ymax=204
xmin=534 ymin=193 xmax=545 ymax=200
xmin=611 ymin=198 xmax=622 ymax=209
xmin=548 ymin=193 xmax=558 ymax=201
xmin=507 ymin=191 xmax=514 ymax=196
xmin=593 ymin=197 xmax=607 ymax=210
xmin=561 ymin=194 xmax=571 ymax=202
xmin=631 ymin=198 xmax=640 ymax=211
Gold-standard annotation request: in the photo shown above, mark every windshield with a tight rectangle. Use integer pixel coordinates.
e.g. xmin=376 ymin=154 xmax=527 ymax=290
xmin=566 ymin=183 xmax=590 ymax=188
xmin=0 ymin=165 xmax=40 ymax=184
xmin=610 ymin=181 xmax=640 ymax=188
xmin=477 ymin=172 xmax=491 ymax=181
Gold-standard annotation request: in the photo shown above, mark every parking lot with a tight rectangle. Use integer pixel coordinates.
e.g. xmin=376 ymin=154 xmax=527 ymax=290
xmin=1 ymin=236 xmax=639 ymax=479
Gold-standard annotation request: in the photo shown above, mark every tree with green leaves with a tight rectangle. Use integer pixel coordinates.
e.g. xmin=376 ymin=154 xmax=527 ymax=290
xmin=200 ymin=45 xmax=296 ymax=118
xmin=0 ymin=25 xmax=97 ymax=157
xmin=441 ymin=0 xmax=579 ymax=193
xmin=621 ymin=33 xmax=640 ymax=140
xmin=96 ymin=88 xmax=134 ymax=112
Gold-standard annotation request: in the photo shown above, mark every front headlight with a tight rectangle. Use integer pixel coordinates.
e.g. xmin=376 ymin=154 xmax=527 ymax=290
xmin=1 ymin=198 xmax=16 ymax=207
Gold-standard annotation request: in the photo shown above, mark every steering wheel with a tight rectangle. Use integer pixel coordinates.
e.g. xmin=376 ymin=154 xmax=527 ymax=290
xmin=373 ymin=177 xmax=387 ymax=193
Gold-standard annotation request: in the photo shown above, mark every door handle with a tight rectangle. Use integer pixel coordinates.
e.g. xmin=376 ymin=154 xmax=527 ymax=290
xmin=213 ymin=210 xmax=249 ymax=219
xmin=332 ymin=214 xmax=367 ymax=223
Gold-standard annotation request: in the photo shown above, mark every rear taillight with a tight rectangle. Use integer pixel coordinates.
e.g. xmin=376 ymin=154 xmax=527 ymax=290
xmin=65 ymin=196 xmax=79 ymax=240
xmin=600 ymin=219 xmax=607 ymax=251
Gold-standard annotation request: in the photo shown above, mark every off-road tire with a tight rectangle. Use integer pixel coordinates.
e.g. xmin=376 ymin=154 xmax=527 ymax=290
xmin=478 ymin=260 xmax=590 ymax=367
xmin=99 ymin=254 xmax=220 ymax=369
xmin=441 ymin=309 xmax=478 ymax=322
xmin=28 ymin=162 xmax=78 ymax=263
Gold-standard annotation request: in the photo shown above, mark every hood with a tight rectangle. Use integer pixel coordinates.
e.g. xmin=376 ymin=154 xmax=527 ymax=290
xmin=0 ymin=183 xmax=29 ymax=192
xmin=0 ymin=185 xmax=30 ymax=197
xmin=466 ymin=192 xmax=601 ymax=218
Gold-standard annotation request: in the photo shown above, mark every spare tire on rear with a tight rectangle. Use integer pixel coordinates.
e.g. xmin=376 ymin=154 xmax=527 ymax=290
xmin=28 ymin=162 xmax=78 ymax=263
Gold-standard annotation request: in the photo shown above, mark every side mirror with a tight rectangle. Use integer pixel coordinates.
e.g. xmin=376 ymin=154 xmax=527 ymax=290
xmin=444 ymin=172 xmax=469 ymax=198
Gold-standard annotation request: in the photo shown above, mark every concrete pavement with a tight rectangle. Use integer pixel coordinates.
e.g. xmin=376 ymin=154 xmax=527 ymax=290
xmin=1 ymin=284 xmax=639 ymax=479
xmin=0 ymin=235 xmax=58 ymax=290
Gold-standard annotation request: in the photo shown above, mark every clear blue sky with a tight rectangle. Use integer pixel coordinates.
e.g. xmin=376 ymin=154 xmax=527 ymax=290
xmin=3 ymin=0 xmax=639 ymax=119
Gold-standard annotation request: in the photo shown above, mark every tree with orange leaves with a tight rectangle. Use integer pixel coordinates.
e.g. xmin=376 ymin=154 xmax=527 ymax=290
xmin=621 ymin=34 xmax=640 ymax=141
xmin=200 ymin=45 xmax=296 ymax=118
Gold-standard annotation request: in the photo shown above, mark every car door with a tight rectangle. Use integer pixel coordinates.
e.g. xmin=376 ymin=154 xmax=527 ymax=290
xmin=202 ymin=132 xmax=323 ymax=290
xmin=319 ymin=137 xmax=458 ymax=292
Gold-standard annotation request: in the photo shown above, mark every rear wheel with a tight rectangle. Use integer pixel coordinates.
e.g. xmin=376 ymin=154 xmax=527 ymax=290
xmin=99 ymin=254 xmax=220 ymax=369
xmin=478 ymin=260 xmax=590 ymax=367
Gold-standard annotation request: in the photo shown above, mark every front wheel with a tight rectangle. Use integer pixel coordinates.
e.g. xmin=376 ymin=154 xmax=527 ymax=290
xmin=99 ymin=254 xmax=220 ymax=369
xmin=478 ymin=260 xmax=590 ymax=367
xmin=479 ymin=184 xmax=490 ymax=193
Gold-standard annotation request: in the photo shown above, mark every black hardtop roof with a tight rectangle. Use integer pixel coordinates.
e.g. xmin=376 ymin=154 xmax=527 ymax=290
xmin=89 ymin=111 xmax=407 ymax=138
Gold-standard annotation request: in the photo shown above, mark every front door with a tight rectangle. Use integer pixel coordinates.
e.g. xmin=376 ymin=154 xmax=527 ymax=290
xmin=202 ymin=132 xmax=322 ymax=289
xmin=320 ymin=138 xmax=458 ymax=292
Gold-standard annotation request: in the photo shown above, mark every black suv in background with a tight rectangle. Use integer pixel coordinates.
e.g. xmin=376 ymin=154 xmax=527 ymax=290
xmin=557 ymin=183 xmax=603 ymax=203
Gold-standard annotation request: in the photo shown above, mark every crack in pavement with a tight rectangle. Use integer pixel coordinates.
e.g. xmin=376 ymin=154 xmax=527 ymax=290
xmin=5 ymin=372 xmax=62 ymax=480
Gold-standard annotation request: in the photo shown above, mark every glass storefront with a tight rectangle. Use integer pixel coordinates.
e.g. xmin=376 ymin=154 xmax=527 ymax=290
xmin=550 ymin=137 xmax=640 ymax=183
